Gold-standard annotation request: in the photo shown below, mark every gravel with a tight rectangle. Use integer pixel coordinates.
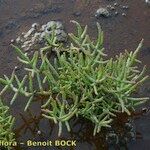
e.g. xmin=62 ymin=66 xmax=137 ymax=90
xmin=15 ymin=21 xmax=67 ymax=52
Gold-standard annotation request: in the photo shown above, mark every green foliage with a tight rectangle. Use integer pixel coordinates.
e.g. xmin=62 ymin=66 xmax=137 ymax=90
xmin=0 ymin=21 xmax=148 ymax=136
xmin=0 ymin=98 xmax=15 ymax=149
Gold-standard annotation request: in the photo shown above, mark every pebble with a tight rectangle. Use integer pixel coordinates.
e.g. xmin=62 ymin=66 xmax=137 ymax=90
xmin=55 ymin=29 xmax=67 ymax=42
xmin=126 ymin=131 xmax=136 ymax=140
xmin=41 ymin=24 xmax=47 ymax=31
xmin=122 ymin=5 xmax=129 ymax=9
xmin=110 ymin=6 xmax=115 ymax=10
xmin=114 ymin=3 xmax=118 ymax=6
xmin=56 ymin=22 xmax=64 ymax=30
xmin=142 ymin=107 xmax=149 ymax=114
xmin=31 ymin=23 xmax=39 ymax=29
xmin=125 ymin=123 xmax=133 ymax=131
xmin=14 ymin=66 xmax=19 ymax=70
xmin=11 ymin=39 xmax=15 ymax=43
xmin=122 ymin=13 xmax=126 ymax=16
xmin=37 ymin=130 xmax=41 ymax=135
xmin=95 ymin=7 xmax=110 ymax=18
xmin=106 ymin=5 xmax=111 ymax=9
xmin=16 ymin=36 xmax=21 ymax=43
xmin=24 ymin=28 xmax=35 ymax=39
xmin=114 ymin=11 xmax=119 ymax=16
xmin=106 ymin=132 xmax=119 ymax=145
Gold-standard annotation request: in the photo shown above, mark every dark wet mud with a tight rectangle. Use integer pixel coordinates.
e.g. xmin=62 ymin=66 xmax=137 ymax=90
xmin=0 ymin=0 xmax=150 ymax=150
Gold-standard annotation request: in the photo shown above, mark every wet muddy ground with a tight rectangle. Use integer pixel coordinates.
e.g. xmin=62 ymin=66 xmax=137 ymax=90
xmin=0 ymin=0 xmax=150 ymax=150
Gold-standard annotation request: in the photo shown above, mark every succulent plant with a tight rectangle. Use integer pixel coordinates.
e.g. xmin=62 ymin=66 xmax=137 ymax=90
xmin=0 ymin=21 xmax=148 ymax=136
xmin=0 ymin=98 xmax=15 ymax=149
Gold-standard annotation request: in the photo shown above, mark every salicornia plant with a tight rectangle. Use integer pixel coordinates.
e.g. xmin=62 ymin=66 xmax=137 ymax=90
xmin=0 ymin=98 xmax=15 ymax=149
xmin=0 ymin=21 xmax=149 ymax=136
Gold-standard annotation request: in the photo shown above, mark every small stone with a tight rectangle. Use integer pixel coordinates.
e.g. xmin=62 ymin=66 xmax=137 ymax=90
xmin=31 ymin=23 xmax=39 ymax=29
xmin=106 ymin=132 xmax=119 ymax=145
xmin=110 ymin=6 xmax=115 ymax=10
xmin=122 ymin=5 xmax=129 ymax=9
xmin=55 ymin=29 xmax=67 ymax=42
xmin=40 ymin=32 xmax=46 ymax=40
xmin=41 ymin=24 xmax=47 ymax=31
xmin=37 ymin=130 xmax=41 ymax=135
xmin=55 ymin=29 xmax=63 ymax=35
xmin=95 ymin=7 xmax=110 ymax=18
xmin=14 ymin=66 xmax=19 ymax=70
xmin=16 ymin=36 xmax=21 ymax=43
xmin=45 ymin=29 xmax=52 ymax=34
xmin=126 ymin=132 xmax=136 ymax=140
xmin=11 ymin=39 xmax=15 ymax=43
xmin=122 ymin=13 xmax=126 ymax=16
xmin=24 ymin=48 xmax=30 ymax=52
xmin=114 ymin=3 xmax=118 ymax=6
xmin=56 ymin=22 xmax=64 ymax=30
xmin=21 ymin=32 xmax=25 ymax=35
xmin=142 ymin=107 xmax=149 ymax=114
xmin=106 ymin=5 xmax=111 ymax=9
xmin=46 ymin=21 xmax=56 ymax=29
xmin=24 ymin=41 xmax=31 ymax=45
xmin=125 ymin=123 xmax=133 ymax=131
xmin=114 ymin=11 xmax=119 ymax=16
xmin=24 ymin=28 xmax=35 ymax=39
xmin=21 ymin=44 xmax=27 ymax=49
xmin=33 ymin=33 xmax=41 ymax=38
xmin=28 ymin=43 xmax=33 ymax=47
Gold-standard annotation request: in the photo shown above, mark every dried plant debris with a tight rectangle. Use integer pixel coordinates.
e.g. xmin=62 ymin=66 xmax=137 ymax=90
xmin=0 ymin=21 xmax=149 ymax=137
xmin=0 ymin=98 xmax=15 ymax=149
xmin=14 ymin=21 xmax=67 ymax=52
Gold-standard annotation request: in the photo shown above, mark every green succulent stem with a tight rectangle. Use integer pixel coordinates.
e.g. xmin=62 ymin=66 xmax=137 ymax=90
xmin=0 ymin=21 xmax=149 ymax=136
